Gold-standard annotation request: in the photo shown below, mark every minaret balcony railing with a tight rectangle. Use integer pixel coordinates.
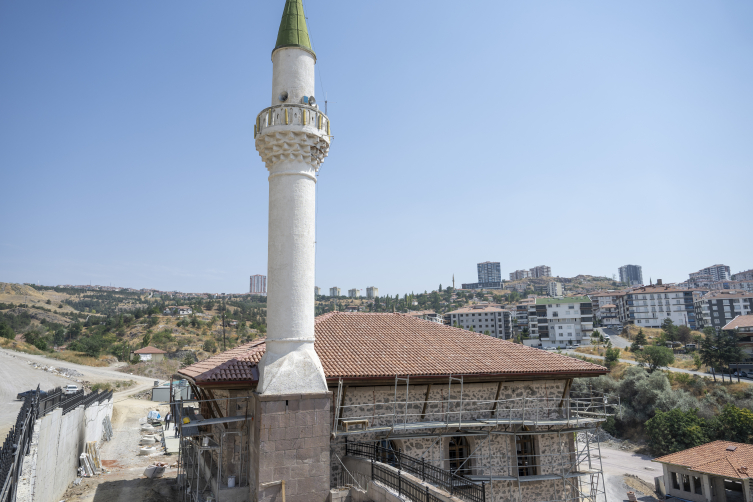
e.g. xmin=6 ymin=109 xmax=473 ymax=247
xmin=254 ymin=104 xmax=330 ymax=137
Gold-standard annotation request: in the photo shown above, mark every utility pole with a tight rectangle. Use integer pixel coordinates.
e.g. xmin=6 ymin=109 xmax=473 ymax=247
xmin=222 ymin=294 xmax=226 ymax=351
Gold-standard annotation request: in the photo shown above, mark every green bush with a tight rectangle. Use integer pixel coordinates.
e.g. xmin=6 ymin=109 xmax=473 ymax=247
xmin=646 ymin=408 xmax=708 ymax=456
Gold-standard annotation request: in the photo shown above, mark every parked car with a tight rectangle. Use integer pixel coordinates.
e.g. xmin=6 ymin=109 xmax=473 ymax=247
xmin=16 ymin=389 xmax=48 ymax=400
xmin=733 ymin=371 xmax=749 ymax=378
xmin=63 ymin=384 xmax=79 ymax=395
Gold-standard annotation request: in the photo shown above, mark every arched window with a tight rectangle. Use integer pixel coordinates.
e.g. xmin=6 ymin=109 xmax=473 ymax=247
xmin=448 ymin=436 xmax=471 ymax=475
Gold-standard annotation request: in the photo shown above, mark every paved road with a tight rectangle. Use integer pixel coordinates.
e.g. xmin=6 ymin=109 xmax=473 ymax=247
xmin=0 ymin=348 xmax=155 ymax=439
xmin=595 ymin=327 xmax=630 ymax=348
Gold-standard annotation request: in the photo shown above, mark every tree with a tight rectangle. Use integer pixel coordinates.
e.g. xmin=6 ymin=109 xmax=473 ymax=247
xmin=635 ymin=345 xmax=675 ymax=372
xmin=716 ymin=405 xmax=753 ymax=444
xmin=645 ymin=408 xmax=708 ymax=456
xmin=631 ymin=329 xmax=647 ymax=352
xmin=0 ymin=321 xmax=14 ymax=340
xmin=142 ymin=332 xmax=151 ymax=348
xmin=661 ymin=318 xmax=678 ymax=343
xmin=203 ymin=339 xmax=218 ymax=353
xmin=700 ymin=327 xmax=728 ymax=382
xmin=677 ymin=325 xmax=693 ymax=345
xmin=439 ymin=284 xmax=442 ymax=292
xmin=181 ymin=353 xmax=195 ymax=368
xmin=604 ymin=347 xmax=621 ymax=369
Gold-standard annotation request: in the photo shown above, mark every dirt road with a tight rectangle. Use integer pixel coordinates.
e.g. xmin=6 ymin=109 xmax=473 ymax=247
xmin=64 ymin=398 xmax=178 ymax=502
xmin=0 ymin=348 xmax=155 ymax=439
xmin=598 ymin=444 xmax=660 ymax=501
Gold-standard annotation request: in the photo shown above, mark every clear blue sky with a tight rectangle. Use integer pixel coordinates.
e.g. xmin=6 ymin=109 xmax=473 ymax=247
xmin=1 ymin=1 xmax=751 ymax=295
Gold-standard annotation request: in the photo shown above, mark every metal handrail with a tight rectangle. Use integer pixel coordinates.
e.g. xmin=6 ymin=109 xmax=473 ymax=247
xmin=346 ymin=440 xmax=485 ymax=502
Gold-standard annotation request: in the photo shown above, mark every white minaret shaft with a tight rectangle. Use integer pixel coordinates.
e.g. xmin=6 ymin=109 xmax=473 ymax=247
xmin=254 ymin=0 xmax=330 ymax=395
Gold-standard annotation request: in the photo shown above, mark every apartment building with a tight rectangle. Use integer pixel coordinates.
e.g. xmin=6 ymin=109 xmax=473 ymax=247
xmin=348 ymin=288 xmax=360 ymax=298
xmin=530 ymin=265 xmax=552 ymax=278
xmin=406 ymin=310 xmax=444 ymax=324
xmin=690 ymin=264 xmax=731 ymax=282
xmin=618 ymin=264 xmax=643 ymax=286
xmin=614 ymin=283 xmax=702 ymax=329
xmin=315 ymin=286 xmax=321 ymax=296
xmin=329 ymin=287 xmax=341 ymax=297
xmin=694 ymin=290 xmax=753 ymax=330
xmin=589 ymin=291 xmax=626 ymax=326
xmin=365 ymin=286 xmax=378 ymax=299
xmin=444 ymin=305 xmax=514 ymax=339
xmin=461 ymin=281 xmax=503 ymax=290
xmin=732 ymin=269 xmax=753 ymax=281
xmin=249 ymin=274 xmax=267 ymax=295
xmin=477 ymin=261 xmax=501 ymax=283
xmin=547 ymin=281 xmax=563 ymax=297
xmin=526 ymin=296 xmax=593 ymax=348
xmin=509 ymin=269 xmax=531 ymax=280
xmin=709 ymin=280 xmax=753 ymax=293
xmin=598 ymin=304 xmax=619 ymax=327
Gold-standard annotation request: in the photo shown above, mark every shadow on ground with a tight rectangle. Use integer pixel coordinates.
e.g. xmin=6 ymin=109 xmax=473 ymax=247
xmin=91 ymin=477 xmax=177 ymax=502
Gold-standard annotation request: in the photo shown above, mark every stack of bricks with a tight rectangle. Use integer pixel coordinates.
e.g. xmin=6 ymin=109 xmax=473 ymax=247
xmin=253 ymin=392 xmax=332 ymax=502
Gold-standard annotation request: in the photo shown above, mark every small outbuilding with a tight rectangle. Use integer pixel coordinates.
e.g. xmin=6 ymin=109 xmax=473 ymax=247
xmin=653 ymin=440 xmax=753 ymax=501
xmin=133 ymin=345 xmax=167 ymax=363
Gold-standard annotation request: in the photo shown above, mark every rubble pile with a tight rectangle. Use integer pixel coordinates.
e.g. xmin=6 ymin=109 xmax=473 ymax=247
xmin=27 ymin=361 xmax=84 ymax=382
xmin=577 ymin=430 xmax=620 ymax=443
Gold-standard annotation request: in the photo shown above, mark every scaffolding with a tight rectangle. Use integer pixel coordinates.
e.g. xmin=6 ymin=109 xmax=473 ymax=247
xmin=334 ymin=375 xmax=617 ymax=502
xmin=172 ymin=396 xmax=252 ymax=502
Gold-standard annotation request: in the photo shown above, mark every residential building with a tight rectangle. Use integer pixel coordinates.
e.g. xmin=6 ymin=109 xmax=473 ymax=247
xmin=365 ymin=286 xmax=378 ymax=299
xmin=329 ymin=287 xmax=341 ymax=297
xmin=249 ymin=274 xmax=267 ymax=295
xmin=314 ymin=286 xmax=321 ymax=296
xmin=444 ymin=305 xmax=514 ymax=339
xmin=615 ymin=282 xmax=702 ymax=329
xmin=477 ymin=261 xmax=501 ymax=283
xmin=694 ymin=290 xmax=753 ymax=330
xmin=513 ymin=282 xmax=529 ymax=293
xmin=653 ymin=441 xmax=753 ymax=502
xmin=547 ymin=281 xmax=563 ymax=297
xmin=526 ymin=296 xmax=594 ymax=348
xmin=733 ymin=269 xmax=753 ymax=281
xmin=179 ymin=312 xmax=612 ymax=502
xmin=509 ymin=269 xmax=531 ymax=280
xmin=406 ymin=310 xmax=444 ymax=324
xmin=132 ymin=346 xmax=166 ymax=362
xmin=529 ymin=265 xmax=552 ymax=278
xmin=461 ymin=281 xmax=503 ymax=290
xmin=723 ymin=315 xmax=753 ymax=363
xmin=598 ymin=305 xmax=619 ymax=327
xmin=163 ymin=306 xmax=193 ymax=316
xmin=347 ymin=288 xmax=359 ymax=298
xmin=709 ymin=280 xmax=753 ymax=293
xmin=690 ymin=264 xmax=731 ymax=282
xmin=618 ymin=264 xmax=643 ymax=286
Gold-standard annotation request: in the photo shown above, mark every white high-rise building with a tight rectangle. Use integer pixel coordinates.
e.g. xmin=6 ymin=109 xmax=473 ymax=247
xmin=348 ymin=288 xmax=360 ymax=298
xmin=249 ymin=274 xmax=267 ymax=295
xmin=690 ymin=264 xmax=731 ymax=282
xmin=618 ymin=264 xmax=643 ymax=286
xmin=547 ymin=281 xmax=563 ymax=297
xmin=329 ymin=287 xmax=341 ymax=297
xmin=366 ymin=286 xmax=378 ymax=299
xmin=253 ymin=0 xmax=331 ymax=395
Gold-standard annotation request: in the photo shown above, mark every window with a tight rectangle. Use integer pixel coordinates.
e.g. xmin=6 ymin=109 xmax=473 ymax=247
xmin=682 ymin=474 xmax=691 ymax=492
xmin=671 ymin=472 xmax=679 ymax=490
xmin=448 ymin=436 xmax=470 ymax=475
xmin=377 ymin=440 xmax=399 ymax=465
xmin=692 ymin=476 xmax=702 ymax=495
xmin=516 ymin=433 xmax=536 ymax=476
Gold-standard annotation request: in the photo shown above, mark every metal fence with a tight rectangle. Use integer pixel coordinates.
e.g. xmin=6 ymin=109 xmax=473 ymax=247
xmin=371 ymin=460 xmax=450 ymax=502
xmin=346 ymin=439 xmax=485 ymax=502
xmin=0 ymin=386 xmax=113 ymax=502
xmin=0 ymin=387 xmax=39 ymax=502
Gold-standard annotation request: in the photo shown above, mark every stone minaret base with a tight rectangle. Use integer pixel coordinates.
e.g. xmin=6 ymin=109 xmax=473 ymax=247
xmin=251 ymin=392 xmax=331 ymax=502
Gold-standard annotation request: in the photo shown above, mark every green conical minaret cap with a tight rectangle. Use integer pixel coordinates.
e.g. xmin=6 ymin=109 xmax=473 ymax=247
xmin=274 ymin=0 xmax=315 ymax=56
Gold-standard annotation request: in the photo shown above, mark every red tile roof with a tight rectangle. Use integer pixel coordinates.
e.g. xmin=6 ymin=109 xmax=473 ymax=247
xmin=179 ymin=312 xmax=607 ymax=385
xmin=654 ymin=441 xmax=753 ymax=479
xmin=133 ymin=345 xmax=167 ymax=354
xmin=723 ymin=315 xmax=753 ymax=331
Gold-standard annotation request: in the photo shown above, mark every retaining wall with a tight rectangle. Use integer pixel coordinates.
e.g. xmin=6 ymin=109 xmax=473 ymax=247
xmin=17 ymin=398 xmax=113 ymax=502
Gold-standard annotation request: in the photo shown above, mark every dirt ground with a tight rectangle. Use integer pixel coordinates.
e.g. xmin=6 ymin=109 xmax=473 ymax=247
xmin=599 ymin=442 xmax=662 ymax=502
xmin=63 ymin=398 xmax=179 ymax=502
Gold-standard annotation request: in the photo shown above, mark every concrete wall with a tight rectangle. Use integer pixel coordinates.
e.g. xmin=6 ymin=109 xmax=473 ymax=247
xmin=17 ymin=398 xmax=113 ymax=502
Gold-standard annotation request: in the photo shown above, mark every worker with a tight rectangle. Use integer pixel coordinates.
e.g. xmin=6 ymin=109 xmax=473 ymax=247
xmin=164 ymin=411 xmax=172 ymax=430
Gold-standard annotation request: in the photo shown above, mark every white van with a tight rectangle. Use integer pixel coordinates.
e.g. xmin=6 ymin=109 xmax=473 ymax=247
xmin=63 ymin=385 xmax=79 ymax=395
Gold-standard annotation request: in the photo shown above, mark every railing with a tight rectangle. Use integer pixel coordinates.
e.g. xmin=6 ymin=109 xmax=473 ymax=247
xmin=346 ymin=440 xmax=485 ymax=502
xmin=0 ymin=385 xmax=114 ymax=502
xmin=254 ymin=104 xmax=330 ymax=136
xmin=372 ymin=461 xmax=445 ymax=502
xmin=0 ymin=388 xmax=39 ymax=502
xmin=336 ymin=391 xmax=619 ymax=433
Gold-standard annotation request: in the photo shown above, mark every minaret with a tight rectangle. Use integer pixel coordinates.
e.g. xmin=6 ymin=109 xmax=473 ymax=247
xmin=255 ymin=0 xmax=331 ymax=395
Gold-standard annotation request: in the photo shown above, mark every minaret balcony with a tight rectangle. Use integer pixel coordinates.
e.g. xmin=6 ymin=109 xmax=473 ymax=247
xmin=254 ymin=104 xmax=331 ymax=139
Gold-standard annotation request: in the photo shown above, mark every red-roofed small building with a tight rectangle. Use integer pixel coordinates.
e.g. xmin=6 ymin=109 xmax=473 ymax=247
xmin=653 ymin=441 xmax=753 ymax=501
xmin=133 ymin=345 xmax=167 ymax=362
